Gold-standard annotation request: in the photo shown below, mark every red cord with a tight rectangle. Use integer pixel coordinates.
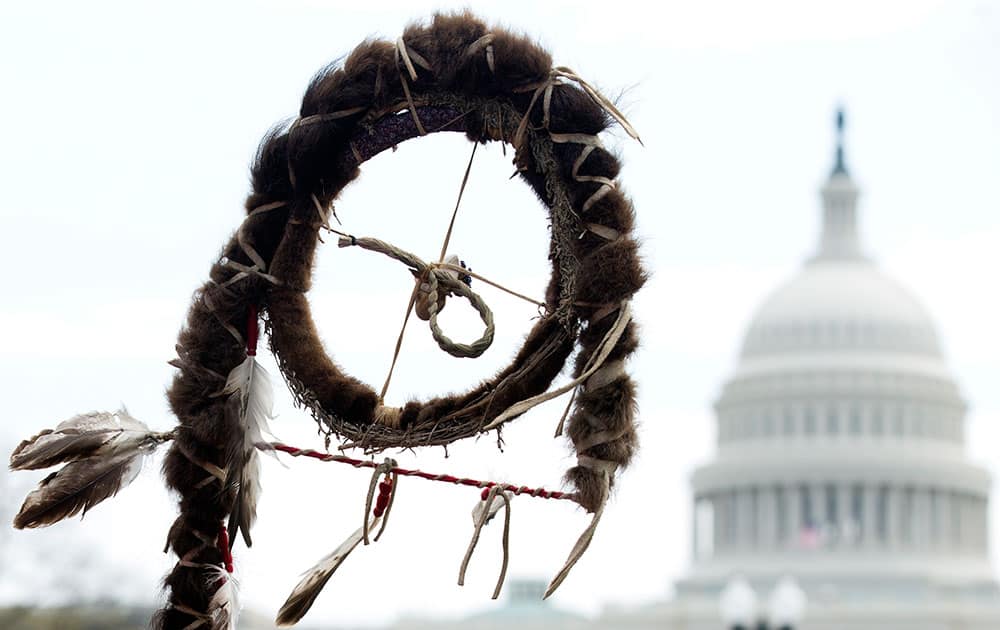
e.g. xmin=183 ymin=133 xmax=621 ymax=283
xmin=216 ymin=524 xmax=234 ymax=574
xmin=264 ymin=442 xmax=574 ymax=502
xmin=246 ymin=304 xmax=259 ymax=357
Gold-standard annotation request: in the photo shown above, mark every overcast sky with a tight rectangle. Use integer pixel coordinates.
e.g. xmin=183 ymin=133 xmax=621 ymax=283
xmin=1 ymin=0 xmax=998 ymax=626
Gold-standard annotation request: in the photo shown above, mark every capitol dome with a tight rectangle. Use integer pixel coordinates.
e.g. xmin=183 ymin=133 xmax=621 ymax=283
xmin=667 ymin=112 xmax=999 ymax=630
xmin=741 ymin=259 xmax=944 ymax=360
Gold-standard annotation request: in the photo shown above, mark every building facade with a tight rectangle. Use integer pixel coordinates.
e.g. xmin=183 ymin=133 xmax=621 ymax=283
xmin=668 ymin=113 xmax=1000 ymax=629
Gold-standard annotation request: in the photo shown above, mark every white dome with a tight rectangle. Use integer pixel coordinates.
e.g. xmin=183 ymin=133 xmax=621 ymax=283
xmin=740 ymin=259 xmax=943 ymax=359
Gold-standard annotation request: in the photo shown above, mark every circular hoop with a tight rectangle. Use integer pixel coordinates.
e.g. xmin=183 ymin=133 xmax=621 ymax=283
xmin=167 ymin=13 xmax=643 ymax=509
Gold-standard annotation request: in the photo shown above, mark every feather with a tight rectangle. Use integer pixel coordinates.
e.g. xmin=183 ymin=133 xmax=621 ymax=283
xmin=14 ymin=441 xmax=143 ymax=528
xmin=276 ymin=516 xmax=381 ymax=627
xmin=222 ymin=356 xmax=274 ymax=548
xmin=12 ymin=410 xmax=171 ymax=529
xmin=10 ymin=409 xmax=149 ymax=471
xmin=205 ymin=565 xmax=240 ymax=630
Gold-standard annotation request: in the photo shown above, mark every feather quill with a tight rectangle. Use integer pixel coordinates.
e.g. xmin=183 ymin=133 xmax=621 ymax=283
xmin=276 ymin=516 xmax=382 ymax=627
xmin=222 ymin=355 xmax=274 ymax=549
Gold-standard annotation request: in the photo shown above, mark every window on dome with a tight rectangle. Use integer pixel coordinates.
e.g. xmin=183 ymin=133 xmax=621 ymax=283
xmin=783 ymin=408 xmax=796 ymax=436
xmin=804 ymin=409 xmax=817 ymax=436
xmin=827 ymin=407 xmax=840 ymax=435
xmin=872 ymin=407 xmax=884 ymax=436
xmin=901 ymin=488 xmax=915 ymax=544
xmin=849 ymin=407 xmax=862 ymax=435
xmin=862 ymin=322 xmax=874 ymax=344
xmin=762 ymin=412 xmax=775 ymax=437
xmin=914 ymin=409 xmax=926 ymax=438
xmin=892 ymin=408 xmax=905 ymax=437
xmin=934 ymin=416 xmax=944 ymax=441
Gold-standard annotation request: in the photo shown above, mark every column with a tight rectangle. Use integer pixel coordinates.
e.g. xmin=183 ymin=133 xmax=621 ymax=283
xmin=977 ymin=497 xmax=988 ymax=553
xmin=692 ymin=494 xmax=700 ymax=559
xmin=787 ymin=484 xmax=801 ymax=549
xmin=960 ymin=494 xmax=972 ymax=553
xmin=939 ymin=491 xmax=952 ymax=552
xmin=863 ymin=484 xmax=878 ymax=548
xmin=983 ymin=497 xmax=991 ymax=553
xmin=838 ymin=484 xmax=852 ymax=546
xmin=728 ymin=490 xmax=739 ymax=549
xmin=738 ymin=488 xmax=754 ymax=549
xmin=713 ymin=493 xmax=724 ymax=553
xmin=951 ymin=492 xmax=964 ymax=551
xmin=760 ymin=486 xmax=777 ymax=549
xmin=928 ymin=490 xmax=940 ymax=549
xmin=913 ymin=489 xmax=928 ymax=548
xmin=900 ymin=488 xmax=914 ymax=547
xmin=909 ymin=488 xmax=921 ymax=547
xmin=717 ymin=492 xmax=729 ymax=552
xmin=886 ymin=485 xmax=901 ymax=550
xmin=813 ymin=483 xmax=827 ymax=547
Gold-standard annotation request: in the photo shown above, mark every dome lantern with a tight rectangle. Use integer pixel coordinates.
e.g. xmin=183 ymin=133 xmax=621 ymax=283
xmin=813 ymin=108 xmax=864 ymax=262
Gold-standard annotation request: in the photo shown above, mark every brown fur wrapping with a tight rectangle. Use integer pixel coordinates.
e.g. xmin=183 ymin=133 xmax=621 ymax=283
xmin=157 ymin=12 xmax=643 ymax=627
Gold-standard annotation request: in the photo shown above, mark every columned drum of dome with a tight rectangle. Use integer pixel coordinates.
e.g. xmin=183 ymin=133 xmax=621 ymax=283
xmin=667 ymin=111 xmax=1000 ymax=630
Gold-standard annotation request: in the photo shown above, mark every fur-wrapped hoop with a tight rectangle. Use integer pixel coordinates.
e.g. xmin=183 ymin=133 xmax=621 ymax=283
xmin=9 ymin=11 xmax=644 ymax=629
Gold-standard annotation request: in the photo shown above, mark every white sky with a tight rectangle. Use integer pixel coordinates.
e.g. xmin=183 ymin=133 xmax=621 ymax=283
xmin=0 ymin=0 xmax=998 ymax=626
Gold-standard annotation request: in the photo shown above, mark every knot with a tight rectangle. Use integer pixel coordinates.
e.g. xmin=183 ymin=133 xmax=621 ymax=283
xmin=414 ymin=255 xmax=471 ymax=321
xmin=339 ymin=235 xmax=495 ymax=359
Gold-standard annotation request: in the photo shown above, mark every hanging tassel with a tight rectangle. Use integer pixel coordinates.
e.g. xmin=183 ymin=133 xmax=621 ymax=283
xmin=458 ymin=486 xmax=512 ymax=600
xmin=222 ymin=304 xmax=275 ymax=548
xmin=10 ymin=409 xmax=173 ymax=529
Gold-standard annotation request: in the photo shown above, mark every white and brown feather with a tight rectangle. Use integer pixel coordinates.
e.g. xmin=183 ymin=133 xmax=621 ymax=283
xmin=10 ymin=410 xmax=170 ymax=529
xmin=222 ymin=356 xmax=274 ymax=548
xmin=276 ymin=517 xmax=381 ymax=627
